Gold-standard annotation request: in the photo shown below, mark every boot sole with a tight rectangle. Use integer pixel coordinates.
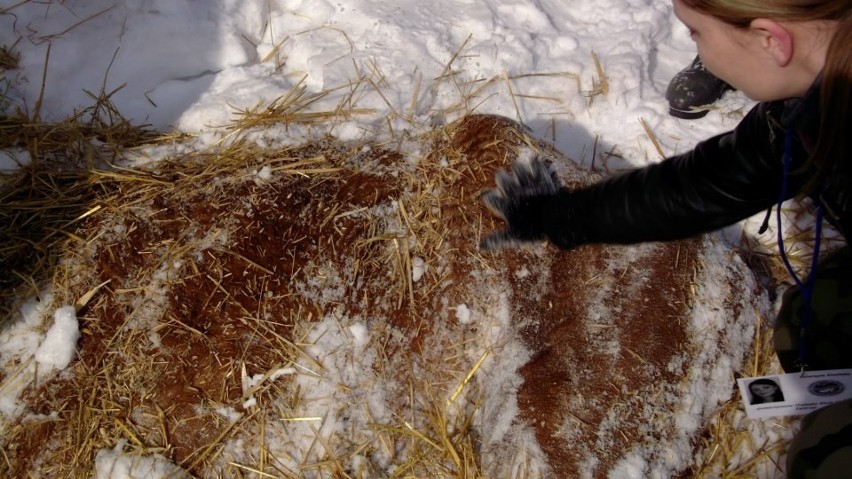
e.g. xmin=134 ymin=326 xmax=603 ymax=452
xmin=669 ymin=107 xmax=710 ymax=120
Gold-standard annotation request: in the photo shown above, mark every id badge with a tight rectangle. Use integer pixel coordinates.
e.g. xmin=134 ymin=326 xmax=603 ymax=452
xmin=737 ymin=369 xmax=852 ymax=419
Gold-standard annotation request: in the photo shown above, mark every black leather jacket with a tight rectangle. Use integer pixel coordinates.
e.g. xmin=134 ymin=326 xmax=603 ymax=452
xmin=544 ymin=81 xmax=850 ymax=249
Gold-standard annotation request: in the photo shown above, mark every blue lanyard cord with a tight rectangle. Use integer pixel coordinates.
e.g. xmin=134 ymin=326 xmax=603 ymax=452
xmin=775 ymin=128 xmax=824 ymax=371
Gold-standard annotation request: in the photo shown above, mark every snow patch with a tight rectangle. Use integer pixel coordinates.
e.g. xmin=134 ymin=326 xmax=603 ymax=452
xmin=35 ymin=306 xmax=80 ymax=371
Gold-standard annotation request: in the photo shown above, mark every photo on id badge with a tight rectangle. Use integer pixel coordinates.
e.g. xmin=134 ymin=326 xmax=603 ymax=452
xmin=747 ymin=377 xmax=785 ymax=405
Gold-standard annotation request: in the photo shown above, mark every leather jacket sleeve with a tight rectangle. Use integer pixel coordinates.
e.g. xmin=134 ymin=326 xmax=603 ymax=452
xmin=542 ymin=101 xmax=813 ymax=247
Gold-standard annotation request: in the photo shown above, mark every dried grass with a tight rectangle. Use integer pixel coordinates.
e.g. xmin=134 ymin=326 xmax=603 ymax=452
xmin=0 ymin=30 xmax=804 ymax=479
xmin=0 ymin=85 xmax=162 ymax=323
xmin=0 ymin=45 xmax=18 ymax=71
xmin=690 ymin=313 xmax=794 ymax=478
xmin=0 ymin=71 xmax=498 ymax=477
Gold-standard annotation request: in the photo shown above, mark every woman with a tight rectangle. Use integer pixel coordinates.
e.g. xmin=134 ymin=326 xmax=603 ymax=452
xmin=748 ymin=378 xmax=785 ymax=404
xmin=481 ymin=1 xmax=851 ymax=477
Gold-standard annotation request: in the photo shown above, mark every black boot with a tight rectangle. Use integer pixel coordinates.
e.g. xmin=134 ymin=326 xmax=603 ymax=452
xmin=666 ymin=56 xmax=733 ymax=119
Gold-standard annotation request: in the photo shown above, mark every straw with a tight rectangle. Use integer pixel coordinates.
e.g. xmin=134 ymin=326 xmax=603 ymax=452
xmin=0 ymin=25 xmax=811 ymax=479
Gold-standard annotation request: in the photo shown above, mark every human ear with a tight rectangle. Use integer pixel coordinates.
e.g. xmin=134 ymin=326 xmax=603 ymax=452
xmin=750 ymin=18 xmax=794 ymax=66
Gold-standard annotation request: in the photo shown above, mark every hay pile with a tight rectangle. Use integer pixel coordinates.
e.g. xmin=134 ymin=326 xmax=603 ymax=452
xmin=1 ymin=110 xmax=490 ymax=476
xmin=0 ymin=96 xmax=790 ymax=477
xmin=0 ymin=38 xmax=822 ymax=476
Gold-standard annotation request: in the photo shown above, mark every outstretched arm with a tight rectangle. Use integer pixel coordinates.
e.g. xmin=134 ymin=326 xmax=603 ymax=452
xmin=481 ymin=102 xmax=810 ymax=250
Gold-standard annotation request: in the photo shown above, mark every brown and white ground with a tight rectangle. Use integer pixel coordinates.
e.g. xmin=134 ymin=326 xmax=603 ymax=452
xmin=1 ymin=114 xmax=777 ymax=478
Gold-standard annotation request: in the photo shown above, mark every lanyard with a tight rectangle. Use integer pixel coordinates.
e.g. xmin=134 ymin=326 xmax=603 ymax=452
xmin=775 ymin=128 xmax=824 ymax=371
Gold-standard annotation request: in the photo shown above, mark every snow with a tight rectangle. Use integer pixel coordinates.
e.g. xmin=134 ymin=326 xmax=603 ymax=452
xmin=34 ymin=305 xmax=80 ymax=371
xmin=0 ymin=0 xmax=810 ymax=477
xmin=95 ymin=440 xmax=188 ymax=479
xmin=412 ymin=256 xmax=427 ymax=282
xmin=454 ymin=303 xmax=473 ymax=325
xmin=0 ymin=0 xmax=751 ymax=161
xmin=0 ymin=292 xmax=56 ymax=417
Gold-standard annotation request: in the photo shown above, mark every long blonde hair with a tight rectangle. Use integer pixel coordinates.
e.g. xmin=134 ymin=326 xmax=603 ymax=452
xmin=682 ymin=0 xmax=852 ymax=187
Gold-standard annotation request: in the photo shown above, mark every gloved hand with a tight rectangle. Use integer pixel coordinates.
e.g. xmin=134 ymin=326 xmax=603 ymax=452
xmin=480 ymin=156 xmax=563 ymax=250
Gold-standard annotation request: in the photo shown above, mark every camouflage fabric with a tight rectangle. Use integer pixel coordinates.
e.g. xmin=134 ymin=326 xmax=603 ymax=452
xmin=774 ymin=246 xmax=852 ymax=373
xmin=774 ymin=246 xmax=852 ymax=477
xmin=787 ymin=398 xmax=852 ymax=478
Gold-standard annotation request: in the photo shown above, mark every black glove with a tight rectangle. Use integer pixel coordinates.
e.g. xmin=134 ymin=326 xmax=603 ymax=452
xmin=480 ymin=157 xmax=564 ymax=250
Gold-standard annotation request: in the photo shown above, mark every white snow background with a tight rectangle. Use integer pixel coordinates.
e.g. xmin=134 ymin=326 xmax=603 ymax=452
xmin=0 ymin=0 xmax=821 ymax=477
